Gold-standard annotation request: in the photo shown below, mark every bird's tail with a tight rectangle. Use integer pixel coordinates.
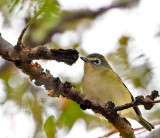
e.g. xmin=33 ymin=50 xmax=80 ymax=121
xmin=138 ymin=116 xmax=154 ymax=131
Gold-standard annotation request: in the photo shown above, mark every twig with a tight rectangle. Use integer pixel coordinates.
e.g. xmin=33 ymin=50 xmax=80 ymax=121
xmin=16 ymin=0 xmax=49 ymax=47
xmin=114 ymin=90 xmax=159 ymax=112
xmin=0 ymin=36 xmax=78 ymax=65
xmin=40 ymin=0 xmax=139 ymax=45
xmin=102 ymin=121 xmax=160 ymax=137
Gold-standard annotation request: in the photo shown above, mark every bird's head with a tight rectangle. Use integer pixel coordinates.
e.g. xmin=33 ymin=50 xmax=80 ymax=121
xmin=80 ymin=53 xmax=112 ymax=73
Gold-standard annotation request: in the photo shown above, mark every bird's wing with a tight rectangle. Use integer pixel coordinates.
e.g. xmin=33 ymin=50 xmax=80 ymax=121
xmin=106 ymin=68 xmax=142 ymax=116
xmin=122 ymin=80 xmax=142 ymax=116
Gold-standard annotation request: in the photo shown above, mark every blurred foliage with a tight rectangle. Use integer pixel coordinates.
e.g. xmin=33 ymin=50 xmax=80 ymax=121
xmin=56 ymin=99 xmax=108 ymax=132
xmin=24 ymin=0 xmax=63 ymax=46
xmin=149 ymin=110 xmax=160 ymax=120
xmin=107 ymin=36 xmax=153 ymax=89
xmin=0 ymin=63 xmax=45 ymax=137
xmin=1 ymin=0 xmax=93 ymax=47
xmin=0 ymin=0 xmax=45 ymax=25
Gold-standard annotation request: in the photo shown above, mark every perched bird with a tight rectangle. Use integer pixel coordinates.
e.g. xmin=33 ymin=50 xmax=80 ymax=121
xmin=81 ymin=53 xmax=154 ymax=131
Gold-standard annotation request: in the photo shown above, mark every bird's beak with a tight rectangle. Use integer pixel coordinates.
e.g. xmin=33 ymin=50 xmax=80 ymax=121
xmin=80 ymin=57 xmax=88 ymax=62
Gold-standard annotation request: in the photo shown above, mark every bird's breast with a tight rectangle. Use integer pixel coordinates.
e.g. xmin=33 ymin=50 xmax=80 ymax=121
xmin=82 ymin=69 xmax=132 ymax=106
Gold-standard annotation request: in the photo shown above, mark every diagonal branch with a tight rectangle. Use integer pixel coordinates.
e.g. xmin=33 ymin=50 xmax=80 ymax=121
xmin=40 ymin=0 xmax=139 ymax=45
xmin=15 ymin=0 xmax=139 ymax=48
xmin=0 ymin=34 xmax=159 ymax=138
xmin=0 ymin=35 xmax=135 ymax=138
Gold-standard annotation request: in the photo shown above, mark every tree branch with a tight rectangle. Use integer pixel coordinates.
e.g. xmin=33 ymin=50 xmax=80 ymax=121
xmin=0 ymin=35 xmax=135 ymax=138
xmin=0 ymin=35 xmax=78 ymax=65
xmin=0 ymin=34 xmax=159 ymax=137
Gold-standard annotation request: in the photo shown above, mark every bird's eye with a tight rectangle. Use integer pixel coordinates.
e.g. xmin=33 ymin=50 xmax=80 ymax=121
xmin=94 ymin=59 xmax=101 ymax=65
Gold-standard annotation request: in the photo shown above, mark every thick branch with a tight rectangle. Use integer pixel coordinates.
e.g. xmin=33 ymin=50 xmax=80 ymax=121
xmin=0 ymin=35 xmax=135 ymax=138
xmin=0 ymin=36 xmax=78 ymax=65
xmin=40 ymin=0 xmax=139 ymax=45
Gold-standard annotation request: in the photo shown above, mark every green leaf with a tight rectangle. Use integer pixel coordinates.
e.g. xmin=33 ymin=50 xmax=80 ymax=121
xmin=44 ymin=116 xmax=56 ymax=138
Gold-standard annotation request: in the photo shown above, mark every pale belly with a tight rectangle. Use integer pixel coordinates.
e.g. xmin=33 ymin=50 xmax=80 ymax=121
xmin=82 ymin=75 xmax=131 ymax=106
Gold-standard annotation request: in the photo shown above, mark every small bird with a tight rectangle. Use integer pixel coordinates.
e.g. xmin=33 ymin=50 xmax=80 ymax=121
xmin=81 ymin=53 xmax=154 ymax=131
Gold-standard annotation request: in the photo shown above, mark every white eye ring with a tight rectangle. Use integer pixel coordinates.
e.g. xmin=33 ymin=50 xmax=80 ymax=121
xmin=94 ymin=59 xmax=101 ymax=65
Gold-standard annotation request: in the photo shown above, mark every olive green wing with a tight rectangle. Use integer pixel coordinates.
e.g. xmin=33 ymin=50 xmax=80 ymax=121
xmin=122 ymin=82 xmax=142 ymax=116
xmin=106 ymin=69 xmax=142 ymax=116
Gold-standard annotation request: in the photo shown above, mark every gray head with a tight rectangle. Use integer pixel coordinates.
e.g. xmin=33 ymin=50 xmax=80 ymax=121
xmin=80 ymin=53 xmax=112 ymax=69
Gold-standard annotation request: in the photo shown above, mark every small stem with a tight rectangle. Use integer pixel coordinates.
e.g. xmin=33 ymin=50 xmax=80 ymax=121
xmin=16 ymin=0 xmax=49 ymax=46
